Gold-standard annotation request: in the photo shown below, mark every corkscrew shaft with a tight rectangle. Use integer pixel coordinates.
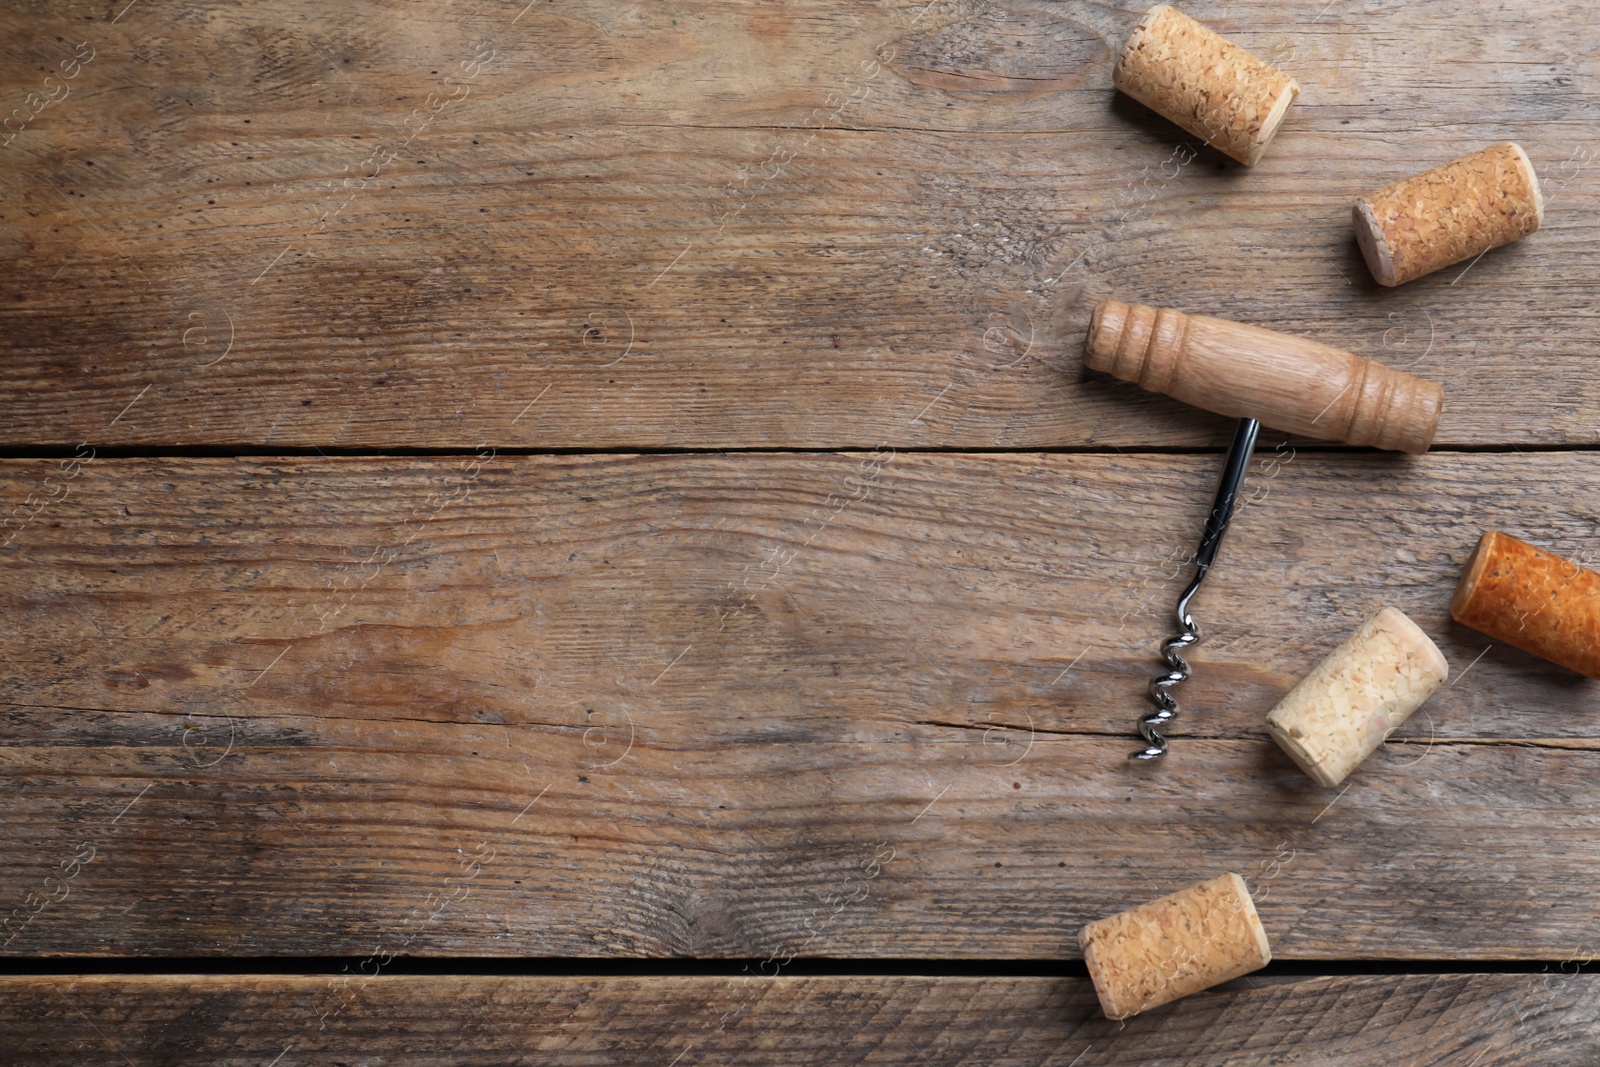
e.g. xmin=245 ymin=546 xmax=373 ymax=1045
xmin=1132 ymin=417 xmax=1261 ymax=761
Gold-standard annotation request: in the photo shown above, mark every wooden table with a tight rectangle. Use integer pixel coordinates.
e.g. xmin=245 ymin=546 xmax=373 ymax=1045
xmin=2 ymin=0 xmax=1596 ymax=1062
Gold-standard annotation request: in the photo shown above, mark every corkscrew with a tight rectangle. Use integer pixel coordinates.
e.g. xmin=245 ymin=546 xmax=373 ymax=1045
xmin=1133 ymin=417 xmax=1259 ymax=760
xmin=1083 ymin=298 xmax=1443 ymax=761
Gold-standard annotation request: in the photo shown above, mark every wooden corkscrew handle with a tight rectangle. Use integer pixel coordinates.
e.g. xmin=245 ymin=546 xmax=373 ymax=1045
xmin=1084 ymin=300 xmax=1443 ymax=453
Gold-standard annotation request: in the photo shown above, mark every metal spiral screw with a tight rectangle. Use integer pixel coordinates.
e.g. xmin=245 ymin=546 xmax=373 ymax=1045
xmin=1133 ymin=574 xmax=1205 ymax=760
xmin=1131 ymin=417 xmax=1261 ymax=761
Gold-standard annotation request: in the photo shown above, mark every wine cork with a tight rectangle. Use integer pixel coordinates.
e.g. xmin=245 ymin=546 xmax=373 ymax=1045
xmin=1080 ymin=872 xmax=1271 ymax=1020
xmin=1112 ymin=4 xmax=1299 ymax=166
xmin=1266 ymin=608 xmax=1448 ymax=788
xmin=1354 ymin=142 xmax=1544 ymax=287
xmin=1451 ymin=531 xmax=1600 ymax=680
xmin=1085 ymin=299 xmax=1442 ymax=453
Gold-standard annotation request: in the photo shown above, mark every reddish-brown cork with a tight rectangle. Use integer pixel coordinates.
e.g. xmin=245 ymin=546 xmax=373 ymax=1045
xmin=1451 ymin=531 xmax=1600 ymax=680
xmin=1354 ymin=143 xmax=1544 ymax=287
xmin=1112 ymin=4 xmax=1299 ymax=166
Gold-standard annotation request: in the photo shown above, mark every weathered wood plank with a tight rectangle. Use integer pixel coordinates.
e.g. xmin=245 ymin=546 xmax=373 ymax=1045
xmin=2 ymin=973 xmax=1595 ymax=1065
xmin=0 ymin=0 xmax=1595 ymax=447
xmin=2 ymin=453 xmax=1598 ymax=958
xmin=8 ymin=722 xmax=1600 ymax=959
xmin=3 ymin=451 xmax=1596 ymax=741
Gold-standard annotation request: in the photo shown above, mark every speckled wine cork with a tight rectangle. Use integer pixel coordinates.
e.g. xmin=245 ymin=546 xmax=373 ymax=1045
xmin=1112 ymin=4 xmax=1299 ymax=166
xmin=1354 ymin=142 xmax=1544 ymax=286
xmin=1265 ymin=608 xmax=1448 ymax=788
xmin=1451 ymin=531 xmax=1600 ymax=680
xmin=1080 ymin=873 xmax=1271 ymax=1020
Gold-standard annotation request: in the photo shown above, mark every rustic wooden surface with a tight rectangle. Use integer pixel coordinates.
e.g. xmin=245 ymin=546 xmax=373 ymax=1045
xmin=5 ymin=973 xmax=1598 ymax=1066
xmin=2 ymin=453 xmax=1597 ymax=959
xmin=0 ymin=0 xmax=1596 ymax=448
xmin=1 ymin=0 xmax=1595 ymax=1060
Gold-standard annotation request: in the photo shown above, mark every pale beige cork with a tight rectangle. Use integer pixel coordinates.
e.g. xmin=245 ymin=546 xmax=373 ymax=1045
xmin=1079 ymin=872 xmax=1272 ymax=1021
xmin=1112 ymin=4 xmax=1299 ymax=166
xmin=1266 ymin=607 xmax=1448 ymax=788
xmin=1354 ymin=142 xmax=1544 ymax=286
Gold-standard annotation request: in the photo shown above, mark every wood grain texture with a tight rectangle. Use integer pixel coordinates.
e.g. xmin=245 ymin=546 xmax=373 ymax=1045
xmin=0 ymin=0 xmax=1596 ymax=448
xmin=1085 ymin=299 xmax=1444 ymax=453
xmin=2 ymin=973 xmax=1596 ymax=1065
xmin=2 ymin=452 xmax=1598 ymax=958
